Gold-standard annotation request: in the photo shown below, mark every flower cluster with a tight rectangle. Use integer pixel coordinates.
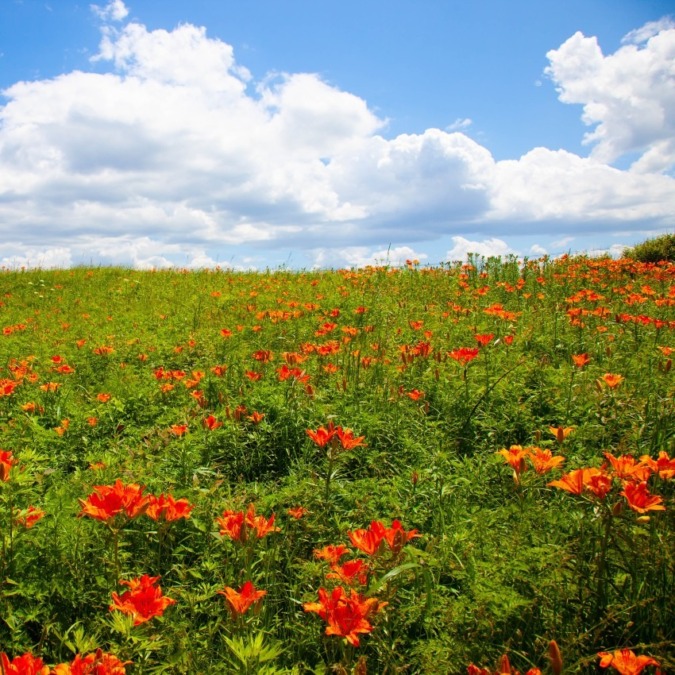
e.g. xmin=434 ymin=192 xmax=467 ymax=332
xmin=548 ymin=451 xmax=673 ymax=513
xmin=215 ymin=502 xmax=280 ymax=542
xmin=109 ymin=574 xmax=176 ymax=625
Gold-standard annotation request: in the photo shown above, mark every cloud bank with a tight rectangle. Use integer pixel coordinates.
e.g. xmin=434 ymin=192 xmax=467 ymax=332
xmin=0 ymin=1 xmax=673 ymax=268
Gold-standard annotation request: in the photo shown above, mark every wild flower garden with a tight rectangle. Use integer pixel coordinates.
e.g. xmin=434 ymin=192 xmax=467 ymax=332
xmin=0 ymin=255 xmax=672 ymax=674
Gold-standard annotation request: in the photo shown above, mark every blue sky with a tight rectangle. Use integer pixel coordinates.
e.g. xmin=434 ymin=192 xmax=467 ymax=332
xmin=0 ymin=0 xmax=673 ymax=269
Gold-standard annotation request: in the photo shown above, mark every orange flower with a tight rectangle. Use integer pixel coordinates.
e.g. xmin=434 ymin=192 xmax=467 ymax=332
xmin=382 ymin=519 xmax=421 ymax=554
xmin=549 ymin=467 xmax=612 ymax=499
xmin=245 ymin=370 xmax=262 ymax=381
xmin=306 ymin=422 xmax=337 ymax=448
xmin=497 ymin=445 xmax=529 ymax=481
xmin=548 ymin=426 xmax=574 ymax=444
xmin=287 ymin=506 xmax=308 ymax=519
xmin=15 ymin=506 xmax=45 ymax=528
xmin=245 ymin=502 xmax=280 ymax=538
xmin=0 ymin=652 xmax=50 ymax=675
xmin=599 ymin=373 xmax=624 ymax=389
xmin=406 ymin=389 xmax=425 ymax=401
xmin=621 ymin=482 xmax=666 ymax=514
xmin=475 ymin=333 xmax=494 ymax=347
xmin=96 ymin=393 xmax=112 ymax=403
xmin=314 ymin=544 xmax=350 ymax=565
xmin=571 ymin=353 xmax=591 ymax=368
xmin=247 ymin=411 xmax=265 ymax=424
xmin=335 ymin=427 xmax=366 ymax=451
xmin=170 ymin=424 xmax=188 ymax=436
xmin=79 ymin=479 xmax=150 ymax=522
xmin=448 ymin=347 xmax=480 ymax=365
xmin=216 ymin=509 xmax=245 ymax=541
xmin=216 ymin=504 xmax=279 ymax=542
xmin=604 ymin=452 xmax=651 ymax=483
xmin=110 ymin=574 xmax=176 ymax=625
xmin=217 ymin=580 xmax=267 ymax=616
xmin=52 ymin=649 xmax=130 ymax=674
xmin=348 ymin=520 xmax=387 ymax=556
xmin=203 ymin=415 xmax=222 ymax=431
xmin=303 ymin=586 xmax=385 ymax=647
xmin=0 ymin=449 xmax=17 ymax=481
xmin=39 ymin=382 xmax=61 ymax=392
xmin=145 ymin=494 xmax=193 ymax=521
xmin=327 ymin=559 xmax=370 ymax=586
xmin=597 ymin=649 xmax=659 ymax=675
xmin=529 ymin=448 xmax=565 ymax=474
xmin=639 ymin=451 xmax=675 ymax=480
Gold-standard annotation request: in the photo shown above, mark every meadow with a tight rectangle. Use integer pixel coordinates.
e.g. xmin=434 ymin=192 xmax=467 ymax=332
xmin=0 ymin=255 xmax=672 ymax=674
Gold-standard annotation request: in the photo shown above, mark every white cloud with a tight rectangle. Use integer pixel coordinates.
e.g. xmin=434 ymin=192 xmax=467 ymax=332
xmin=446 ymin=118 xmax=472 ymax=132
xmin=529 ymin=244 xmax=548 ymax=256
xmin=0 ymin=13 xmax=673 ymax=269
xmin=91 ymin=0 xmax=129 ymax=22
xmin=311 ymin=245 xmax=428 ymax=269
xmin=445 ymin=237 xmax=516 ymax=262
xmin=545 ymin=21 xmax=675 ymax=173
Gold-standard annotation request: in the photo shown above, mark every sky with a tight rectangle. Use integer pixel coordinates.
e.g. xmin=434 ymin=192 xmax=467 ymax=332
xmin=0 ymin=0 xmax=673 ymax=270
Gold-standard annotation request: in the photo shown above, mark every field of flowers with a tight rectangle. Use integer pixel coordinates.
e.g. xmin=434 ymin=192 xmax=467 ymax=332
xmin=0 ymin=255 xmax=673 ymax=674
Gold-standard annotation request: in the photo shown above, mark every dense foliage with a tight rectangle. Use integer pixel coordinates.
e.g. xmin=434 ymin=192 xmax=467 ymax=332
xmin=0 ymin=256 xmax=673 ymax=673
xmin=624 ymin=233 xmax=675 ymax=263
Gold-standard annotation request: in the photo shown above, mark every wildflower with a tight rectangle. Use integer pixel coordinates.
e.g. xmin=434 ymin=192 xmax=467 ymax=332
xmin=0 ymin=449 xmax=17 ymax=481
xmin=335 ymin=426 xmax=366 ymax=451
xmin=52 ymin=649 xmax=130 ymax=674
xmin=549 ymin=640 xmax=563 ymax=675
xmin=448 ymin=347 xmax=480 ymax=365
xmin=547 ymin=468 xmax=586 ymax=496
xmin=597 ymin=649 xmax=659 ymax=675
xmin=170 ymin=424 xmax=188 ymax=436
xmin=15 ymin=506 xmax=45 ymax=528
xmin=639 ymin=451 xmax=675 ymax=480
xmin=203 ymin=415 xmax=222 ymax=431
xmin=110 ymin=574 xmax=176 ymax=625
xmin=245 ymin=370 xmax=262 ymax=381
xmin=303 ymin=586 xmax=385 ymax=647
xmin=621 ymin=482 xmax=666 ymax=514
xmin=39 ymin=382 xmax=61 ymax=392
xmin=572 ymin=353 xmax=591 ymax=368
xmin=475 ymin=333 xmax=494 ymax=347
xmin=549 ymin=425 xmax=574 ymax=444
xmin=327 ymin=559 xmax=370 ymax=586
xmin=314 ymin=544 xmax=350 ymax=565
xmin=528 ymin=448 xmax=565 ymax=475
xmin=216 ymin=509 xmax=245 ymax=541
xmin=0 ymin=652 xmax=50 ymax=675
xmin=348 ymin=520 xmax=387 ymax=556
xmin=217 ymin=580 xmax=267 ymax=616
xmin=287 ymin=506 xmax=308 ymax=519
xmin=79 ymin=480 xmax=150 ymax=522
xmin=604 ymin=452 xmax=651 ymax=483
xmin=306 ymin=422 xmax=337 ymax=448
xmin=247 ymin=411 xmax=265 ymax=424
xmin=216 ymin=503 xmax=279 ymax=542
xmin=497 ymin=445 xmax=529 ymax=482
xmin=599 ymin=373 xmax=624 ymax=389
xmin=96 ymin=393 xmax=111 ymax=403
xmin=382 ymin=519 xmax=421 ymax=553
xmin=145 ymin=494 xmax=193 ymax=521
xmin=406 ymin=389 xmax=425 ymax=401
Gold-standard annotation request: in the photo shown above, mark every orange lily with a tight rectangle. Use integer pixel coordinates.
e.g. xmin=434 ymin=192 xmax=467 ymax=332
xmin=597 ymin=649 xmax=660 ymax=675
xmin=218 ymin=580 xmax=267 ymax=616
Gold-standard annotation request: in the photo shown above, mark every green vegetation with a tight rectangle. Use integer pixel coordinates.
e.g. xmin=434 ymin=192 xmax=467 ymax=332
xmin=0 ymin=256 xmax=673 ymax=673
xmin=624 ymin=233 xmax=675 ymax=263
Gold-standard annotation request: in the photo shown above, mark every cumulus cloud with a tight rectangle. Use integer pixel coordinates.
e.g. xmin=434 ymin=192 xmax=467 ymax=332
xmin=91 ymin=0 xmax=129 ymax=22
xmin=545 ymin=20 xmax=675 ymax=173
xmin=311 ymin=245 xmax=428 ymax=269
xmin=0 ymin=10 xmax=674 ymax=269
xmin=445 ymin=237 xmax=516 ymax=262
